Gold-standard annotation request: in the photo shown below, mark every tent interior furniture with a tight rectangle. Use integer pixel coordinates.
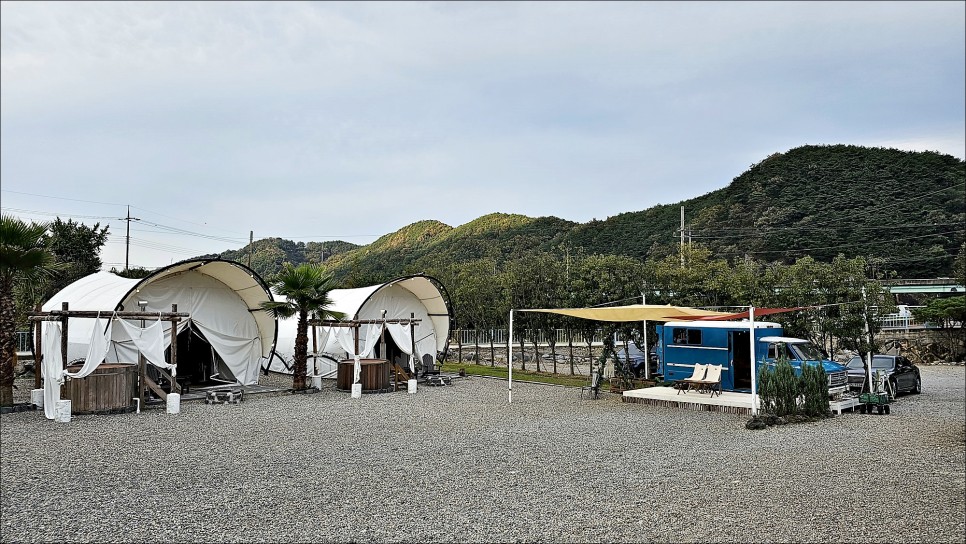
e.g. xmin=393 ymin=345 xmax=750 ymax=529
xmin=675 ymin=364 xmax=707 ymax=395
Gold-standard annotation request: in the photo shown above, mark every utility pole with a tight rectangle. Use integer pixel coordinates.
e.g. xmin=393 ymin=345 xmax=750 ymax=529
xmin=680 ymin=205 xmax=685 ymax=267
xmin=119 ymin=205 xmax=140 ymax=272
xmin=248 ymin=231 xmax=254 ymax=268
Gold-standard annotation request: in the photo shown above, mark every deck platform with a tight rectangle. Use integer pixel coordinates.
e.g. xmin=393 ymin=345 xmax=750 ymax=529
xmin=622 ymin=386 xmax=755 ymax=414
xmin=622 ymin=386 xmax=860 ymax=415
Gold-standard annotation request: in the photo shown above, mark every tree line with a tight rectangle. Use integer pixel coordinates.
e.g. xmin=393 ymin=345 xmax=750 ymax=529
xmin=421 ymin=245 xmax=936 ymax=374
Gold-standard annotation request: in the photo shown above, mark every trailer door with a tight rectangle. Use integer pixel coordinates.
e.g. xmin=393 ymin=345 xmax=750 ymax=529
xmin=731 ymin=330 xmax=751 ymax=390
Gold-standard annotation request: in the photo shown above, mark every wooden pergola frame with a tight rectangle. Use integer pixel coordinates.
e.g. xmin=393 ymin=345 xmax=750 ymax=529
xmin=29 ymin=301 xmax=190 ymax=405
xmin=307 ymin=314 xmax=422 ymax=389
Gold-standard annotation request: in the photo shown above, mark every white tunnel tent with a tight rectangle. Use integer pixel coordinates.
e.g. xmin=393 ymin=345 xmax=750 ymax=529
xmin=42 ymin=259 xmax=276 ymax=388
xmin=268 ymin=275 xmax=453 ymax=378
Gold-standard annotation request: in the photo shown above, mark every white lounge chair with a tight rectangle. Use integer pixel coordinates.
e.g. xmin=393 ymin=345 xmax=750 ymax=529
xmin=693 ymin=364 xmax=723 ymax=397
xmin=675 ymin=364 xmax=707 ymax=395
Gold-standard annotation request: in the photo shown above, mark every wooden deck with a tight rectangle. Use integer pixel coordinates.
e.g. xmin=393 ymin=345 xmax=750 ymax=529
xmin=621 ymin=386 xmax=860 ymax=415
xmin=622 ymin=386 xmax=755 ymax=414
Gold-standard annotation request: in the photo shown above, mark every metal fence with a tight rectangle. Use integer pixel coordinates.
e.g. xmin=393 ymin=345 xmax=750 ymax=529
xmin=449 ymin=329 xmax=609 ymax=347
xmin=16 ymin=331 xmax=32 ymax=353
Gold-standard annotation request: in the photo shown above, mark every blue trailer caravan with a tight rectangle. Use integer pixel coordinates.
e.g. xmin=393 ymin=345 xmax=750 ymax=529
xmin=655 ymin=321 xmax=849 ymax=394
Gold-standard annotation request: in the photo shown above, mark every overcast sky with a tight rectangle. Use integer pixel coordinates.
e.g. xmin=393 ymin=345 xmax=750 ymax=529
xmin=2 ymin=1 xmax=964 ymax=271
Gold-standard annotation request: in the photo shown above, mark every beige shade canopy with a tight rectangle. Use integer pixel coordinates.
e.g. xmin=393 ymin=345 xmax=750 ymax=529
xmin=520 ymin=304 xmax=731 ymax=322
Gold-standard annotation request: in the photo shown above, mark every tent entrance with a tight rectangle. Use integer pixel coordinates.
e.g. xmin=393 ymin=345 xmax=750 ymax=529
xmin=375 ymin=332 xmax=413 ymax=377
xmin=731 ymin=330 xmax=751 ymax=390
xmin=376 ymin=332 xmax=403 ymax=368
xmin=166 ymin=323 xmax=236 ymax=387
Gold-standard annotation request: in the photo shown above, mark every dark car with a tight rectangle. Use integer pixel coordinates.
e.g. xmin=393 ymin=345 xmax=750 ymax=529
xmin=845 ymin=355 xmax=922 ymax=396
xmin=614 ymin=342 xmax=659 ymax=378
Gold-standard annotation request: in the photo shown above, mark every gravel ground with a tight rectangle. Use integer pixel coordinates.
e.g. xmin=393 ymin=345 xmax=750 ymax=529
xmin=1 ymin=366 xmax=963 ymax=544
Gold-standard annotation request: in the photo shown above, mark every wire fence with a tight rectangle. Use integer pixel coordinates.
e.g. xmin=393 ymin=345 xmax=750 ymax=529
xmin=15 ymin=331 xmax=32 ymax=354
xmin=449 ymin=329 xmax=611 ymax=347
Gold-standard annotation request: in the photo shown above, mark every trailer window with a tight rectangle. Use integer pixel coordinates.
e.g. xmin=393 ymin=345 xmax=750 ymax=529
xmin=672 ymin=328 xmax=702 ymax=346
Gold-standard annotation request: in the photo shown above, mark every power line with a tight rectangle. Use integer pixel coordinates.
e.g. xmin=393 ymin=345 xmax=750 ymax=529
xmin=0 ymin=207 xmax=116 ymax=221
xmin=0 ymin=189 xmax=125 ymax=207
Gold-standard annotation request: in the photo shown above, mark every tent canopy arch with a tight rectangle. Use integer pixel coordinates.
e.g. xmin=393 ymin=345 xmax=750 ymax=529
xmin=42 ymin=259 xmax=276 ymax=386
xmin=269 ymin=274 xmax=453 ymax=378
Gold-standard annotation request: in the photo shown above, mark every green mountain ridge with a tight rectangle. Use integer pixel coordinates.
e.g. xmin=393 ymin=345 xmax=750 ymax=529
xmin=211 ymin=144 xmax=965 ymax=282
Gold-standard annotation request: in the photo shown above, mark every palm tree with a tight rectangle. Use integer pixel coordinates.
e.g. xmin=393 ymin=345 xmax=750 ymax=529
xmin=261 ymin=263 xmax=343 ymax=390
xmin=0 ymin=215 xmax=61 ymax=407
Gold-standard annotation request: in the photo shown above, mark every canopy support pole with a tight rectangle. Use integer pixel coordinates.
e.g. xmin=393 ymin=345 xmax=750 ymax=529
xmin=862 ymin=286 xmax=873 ymax=394
xmin=508 ymin=309 xmax=514 ymax=404
xmin=749 ymin=305 xmax=757 ymax=416
xmin=410 ymin=313 xmax=417 ymax=375
xmin=33 ymin=305 xmax=42 ymax=390
xmin=641 ymin=292 xmax=649 ymax=380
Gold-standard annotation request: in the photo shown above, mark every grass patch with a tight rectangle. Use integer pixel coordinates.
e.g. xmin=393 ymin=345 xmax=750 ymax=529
xmin=440 ymin=362 xmax=589 ymax=388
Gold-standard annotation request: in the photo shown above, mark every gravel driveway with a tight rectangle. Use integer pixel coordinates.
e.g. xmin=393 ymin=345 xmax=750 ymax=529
xmin=1 ymin=366 xmax=963 ymax=543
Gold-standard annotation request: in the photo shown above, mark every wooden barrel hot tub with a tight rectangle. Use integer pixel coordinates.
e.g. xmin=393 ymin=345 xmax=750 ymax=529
xmin=60 ymin=363 xmax=138 ymax=414
xmin=336 ymin=359 xmax=390 ymax=393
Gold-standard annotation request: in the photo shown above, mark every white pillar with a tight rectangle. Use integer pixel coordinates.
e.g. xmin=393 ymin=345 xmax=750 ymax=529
xmin=749 ymin=306 xmax=758 ymax=416
xmin=506 ymin=308 xmax=523 ymax=404
xmin=166 ymin=392 xmax=181 ymax=414
xmin=55 ymin=400 xmax=71 ymax=423
xmin=642 ymin=292 xmax=649 ymax=380
xmin=508 ymin=309 xmax=514 ymax=404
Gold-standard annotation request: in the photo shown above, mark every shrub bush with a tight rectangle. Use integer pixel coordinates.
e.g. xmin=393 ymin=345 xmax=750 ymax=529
xmin=801 ymin=361 xmax=830 ymax=418
xmin=755 ymin=353 xmax=831 ymax=422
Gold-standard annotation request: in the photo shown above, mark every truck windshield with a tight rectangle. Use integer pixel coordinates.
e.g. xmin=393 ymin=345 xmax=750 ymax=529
xmin=789 ymin=342 xmax=826 ymax=361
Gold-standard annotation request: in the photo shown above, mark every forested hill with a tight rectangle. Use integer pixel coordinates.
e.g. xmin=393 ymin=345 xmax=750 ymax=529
xmin=211 ymin=145 xmax=965 ymax=282
xmin=209 ymin=237 xmax=360 ymax=276
xmin=562 ymin=145 xmax=965 ymax=276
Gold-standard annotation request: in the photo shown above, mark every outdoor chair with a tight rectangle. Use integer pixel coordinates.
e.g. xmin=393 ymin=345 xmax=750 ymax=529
xmin=580 ymin=367 xmax=604 ymax=400
xmin=692 ymin=364 xmax=723 ymax=397
xmin=675 ymin=364 xmax=707 ymax=395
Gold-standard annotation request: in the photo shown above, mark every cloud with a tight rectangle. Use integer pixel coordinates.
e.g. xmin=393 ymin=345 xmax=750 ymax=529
xmin=1 ymin=1 xmax=963 ymax=269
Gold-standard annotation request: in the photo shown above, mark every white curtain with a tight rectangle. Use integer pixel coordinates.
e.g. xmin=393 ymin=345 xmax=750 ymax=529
xmin=41 ymin=323 xmax=63 ymax=420
xmin=42 ymin=316 xmax=171 ymax=420
xmin=113 ymin=319 xmax=175 ymax=372
xmin=385 ymin=323 xmax=417 ymax=373
xmin=64 ymin=317 xmax=114 ymax=381
xmin=311 ymin=327 xmax=332 ymax=376
xmin=332 ymin=325 xmax=384 ymax=384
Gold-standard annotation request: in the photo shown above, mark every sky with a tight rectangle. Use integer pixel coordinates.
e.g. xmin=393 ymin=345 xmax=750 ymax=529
xmin=2 ymin=1 xmax=964 ymax=271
